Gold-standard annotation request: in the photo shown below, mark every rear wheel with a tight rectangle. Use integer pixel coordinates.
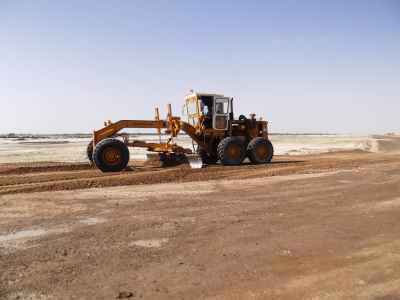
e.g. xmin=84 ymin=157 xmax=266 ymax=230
xmin=218 ymin=137 xmax=246 ymax=166
xmin=247 ymin=137 xmax=274 ymax=164
xmin=93 ymin=138 xmax=130 ymax=172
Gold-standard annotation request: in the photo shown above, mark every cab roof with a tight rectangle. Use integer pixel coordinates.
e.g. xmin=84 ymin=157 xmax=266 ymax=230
xmin=185 ymin=92 xmax=225 ymax=100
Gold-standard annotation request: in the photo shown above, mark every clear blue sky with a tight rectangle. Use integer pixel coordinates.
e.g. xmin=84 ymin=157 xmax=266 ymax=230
xmin=1 ymin=0 xmax=399 ymax=134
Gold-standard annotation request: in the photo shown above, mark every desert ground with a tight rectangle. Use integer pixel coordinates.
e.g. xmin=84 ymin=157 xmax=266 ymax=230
xmin=1 ymin=150 xmax=400 ymax=299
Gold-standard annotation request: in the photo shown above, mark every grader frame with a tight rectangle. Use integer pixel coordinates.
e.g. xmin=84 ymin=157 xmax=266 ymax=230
xmin=89 ymin=92 xmax=274 ymax=172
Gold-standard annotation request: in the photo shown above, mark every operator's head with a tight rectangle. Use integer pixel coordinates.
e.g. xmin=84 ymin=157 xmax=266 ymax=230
xmin=216 ymin=103 xmax=223 ymax=114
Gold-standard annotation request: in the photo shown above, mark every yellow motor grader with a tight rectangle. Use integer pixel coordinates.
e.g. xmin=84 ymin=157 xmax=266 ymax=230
xmin=88 ymin=92 xmax=274 ymax=172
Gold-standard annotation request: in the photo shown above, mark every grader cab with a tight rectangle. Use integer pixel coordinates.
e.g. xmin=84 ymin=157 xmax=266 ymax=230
xmin=88 ymin=92 xmax=274 ymax=172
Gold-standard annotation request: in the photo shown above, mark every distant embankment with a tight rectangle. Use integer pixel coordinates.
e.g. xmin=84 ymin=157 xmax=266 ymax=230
xmin=368 ymin=135 xmax=400 ymax=153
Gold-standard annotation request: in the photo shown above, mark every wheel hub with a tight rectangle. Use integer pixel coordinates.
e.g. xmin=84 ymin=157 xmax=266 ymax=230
xmin=227 ymin=144 xmax=241 ymax=160
xmin=256 ymin=144 xmax=269 ymax=159
xmin=103 ymin=147 xmax=122 ymax=165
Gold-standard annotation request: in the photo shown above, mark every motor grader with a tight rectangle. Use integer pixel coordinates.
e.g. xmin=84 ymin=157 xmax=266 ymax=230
xmin=88 ymin=92 xmax=274 ymax=172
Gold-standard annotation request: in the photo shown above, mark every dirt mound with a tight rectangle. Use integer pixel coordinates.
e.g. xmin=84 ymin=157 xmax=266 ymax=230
xmin=0 ymin=163 xmax=94 ymax=175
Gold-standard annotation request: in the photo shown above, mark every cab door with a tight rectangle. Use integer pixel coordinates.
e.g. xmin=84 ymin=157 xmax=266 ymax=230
xmin=213 ymin=97 xmax=230 ymax=130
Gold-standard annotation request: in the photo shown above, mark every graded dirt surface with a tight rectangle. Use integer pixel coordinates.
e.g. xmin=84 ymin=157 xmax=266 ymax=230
xmin=1 ymin=151 xmax=400 ymax=299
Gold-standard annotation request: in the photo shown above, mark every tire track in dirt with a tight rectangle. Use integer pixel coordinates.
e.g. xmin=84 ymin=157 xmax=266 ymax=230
xmin=0 ymin=152 xmax=395 ymax=196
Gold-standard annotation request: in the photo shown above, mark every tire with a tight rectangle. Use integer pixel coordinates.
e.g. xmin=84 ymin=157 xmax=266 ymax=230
xmin=217 ymin=137 xmax=246 ymax=166
xmin=247 ymin=137 xmax=274 ymax=164
xmin=199 ymin=149 xmax=218 ymax=165
xmin=87 ymin=140 xmax=94 ymax=163
xmin=93 ymin=138 xmax=130 ymax=172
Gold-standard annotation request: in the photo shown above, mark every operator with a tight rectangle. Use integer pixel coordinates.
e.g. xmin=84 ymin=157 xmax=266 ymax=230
xmin=201 ymin=100 xmax=212 ymax=128
xmin=215 ymin=102 xmax=224 ymax=114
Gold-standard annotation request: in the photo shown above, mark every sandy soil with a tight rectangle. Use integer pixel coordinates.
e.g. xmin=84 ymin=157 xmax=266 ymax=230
xmin=1 ymin=151 xmax=400 ymax=299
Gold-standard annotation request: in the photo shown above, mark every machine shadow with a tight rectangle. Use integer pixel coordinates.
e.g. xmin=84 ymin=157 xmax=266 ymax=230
xmin=238 ymin=160 xmax=305 ymax=166
xmin=123 ymin=159 xmax=307 ymax=172
xmin=269 ymin=160 xmax=306 ymax=164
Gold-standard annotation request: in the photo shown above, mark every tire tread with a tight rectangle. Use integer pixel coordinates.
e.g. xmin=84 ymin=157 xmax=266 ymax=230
xmin=93 ymin=138 xmax=130 ymax=172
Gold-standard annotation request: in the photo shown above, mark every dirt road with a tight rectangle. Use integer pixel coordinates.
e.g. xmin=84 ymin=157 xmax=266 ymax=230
xmin=1 ymin=151 xmax=400 ymax=299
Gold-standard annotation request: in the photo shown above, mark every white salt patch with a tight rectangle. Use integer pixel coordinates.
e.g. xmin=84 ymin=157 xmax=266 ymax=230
xmin=337 ymin=180 xmax=352 ymax=184
xmin=352 ymin=197 xmax=400 ymax=213
xmin=130 ymin=238 xmax=169 ymax=248
xmin=5 ymin=291 xmax=48 ymax=300
xmin=0 ymin=229 xmax=47 ymax=242
xmin=373 ymin=197 xmax=400 ymax=210
xmin=79 ymin=217 xmax=107 ymax=225
xmin=0 ymin=227 xmax=70 ymax=243
xmin=0 ymin=227 xmax=70 ymax=253
xmin=0 ymin=218 xmax=106 ymax=244
xmin=1 ymin=134 xmax=388 ymax=164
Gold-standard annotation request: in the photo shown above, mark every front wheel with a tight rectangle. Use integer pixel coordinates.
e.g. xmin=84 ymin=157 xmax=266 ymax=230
xmin=247 ymin=137 xmax=274 ymax=164
xmin=93 ymin=138 xmax=130 ymax=172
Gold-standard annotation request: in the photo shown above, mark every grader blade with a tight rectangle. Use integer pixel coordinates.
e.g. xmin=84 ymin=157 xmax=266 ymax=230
xmin=186 ymin=154 xmax=204 ymax=169
xmin=144 ymin=153 xmax=163 ymax=167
